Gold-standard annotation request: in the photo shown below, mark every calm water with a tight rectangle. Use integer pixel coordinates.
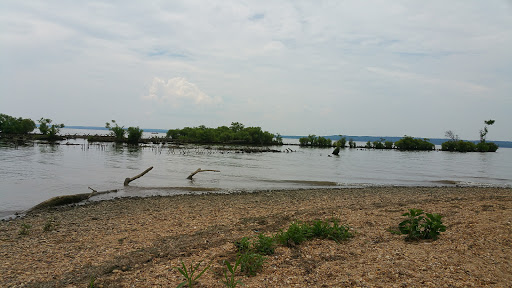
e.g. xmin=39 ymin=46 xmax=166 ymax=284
xmin=1 ymin=128 xmax=511 ymax=218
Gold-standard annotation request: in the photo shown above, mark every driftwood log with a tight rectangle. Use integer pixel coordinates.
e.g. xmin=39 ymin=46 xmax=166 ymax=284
xmin=26 ymin=188 xmax=118 ymax=214
xmin=124 ymin=166 xmax=153 ymax=186
xmin=187 ymin=168 xmax=220 ymax=180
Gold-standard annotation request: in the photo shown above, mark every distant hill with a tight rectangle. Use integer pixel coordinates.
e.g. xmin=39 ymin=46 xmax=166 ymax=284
xmin=282 ymin=135 xmax=512 ymax=148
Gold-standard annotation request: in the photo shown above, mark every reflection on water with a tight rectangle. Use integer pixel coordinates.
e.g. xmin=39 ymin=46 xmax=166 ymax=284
xmin=1 ymin=136 xmax=511 ymax=217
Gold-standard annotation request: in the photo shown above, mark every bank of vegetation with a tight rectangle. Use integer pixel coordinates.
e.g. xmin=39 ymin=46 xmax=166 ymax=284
xmin=0 ymin=113 xmax=500 ymax=151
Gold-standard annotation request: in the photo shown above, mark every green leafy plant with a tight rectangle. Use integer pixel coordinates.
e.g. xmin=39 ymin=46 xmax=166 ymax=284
xmin=222 ymin=257 xmax=244 ymax=288
xmin=253 ymin=233 xmax=276 ymax=255
xmin=105 ymin=120 xmax=126 ymax=142
xmin=18 ymin=223 xmax=32 ymax=235
xmin=310 ymin=219 xmax=352 ymax=243
xmin=38 ymin=118 xmax=65 ymax=140
xmin=175 ymin=260 xmax=211 ymax=288
xmin=0 ymin=113 xmax=36 ymax=134
xmin=88 ymin=277 xmax=96 ymax=288
xmin=395 ymin=209 xmax=446 ymax=241
xmin=275 ymin=221 xmax=311 ymax=247
xmin=234 ymin=237 xmax=252 ymax=254
xmin=127 ymin=126 xmax=144 ymax=144
xmin=43 ymin=217 xmax=56 ymax=232
xmin=239 ymin=253 xmax=265 ymax=276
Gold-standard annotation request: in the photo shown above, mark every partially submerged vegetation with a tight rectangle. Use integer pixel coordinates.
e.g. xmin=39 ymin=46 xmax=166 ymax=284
xmin=166 ymin=122 xmax=282 ymax=145
xmin=0 ymin=113 xmax=502 ymax=151
xmin=442 ymin=120 xmax=499 ymax=152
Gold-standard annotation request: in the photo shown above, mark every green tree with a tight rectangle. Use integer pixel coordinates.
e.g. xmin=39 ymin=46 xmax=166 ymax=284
xmin=127 ymin=127 xmax=143 ymax=144
xmin=479 ymin=119 xmax=495 ymax=143
xmin=0 ymin=114 xmax=36 ymax=134
xmin=38 ymin=118 xmax=65 ymax=140
xmin=394 ymin=136 xmax=434 ymax=151
xmin=105 ymin=120 xmax=125 ymax=142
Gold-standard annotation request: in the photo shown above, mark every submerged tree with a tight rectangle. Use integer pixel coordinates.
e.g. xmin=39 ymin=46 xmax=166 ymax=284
xmin=38 ymin=118 xmax=65 ymax=140
xmin=105 ymin=120 xmax=126 ymax=142
xmin=479 ymin=119 xmax=495 ymax=143
xmin=0 ymin=114 xmax=36 ymax=134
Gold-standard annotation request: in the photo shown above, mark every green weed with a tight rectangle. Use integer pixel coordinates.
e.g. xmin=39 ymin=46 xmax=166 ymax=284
xmin=239 ymin=253 xmax=265 ymax=277
xmin=394 ymin=208 xmax=446 ymax=241
xmin=222 ymin=257 xmax=244 ymax=287
xmin=175 ymin=260 xmax=211 ymax=288
xmin=18 ymin=223 xmax=32 ymax=235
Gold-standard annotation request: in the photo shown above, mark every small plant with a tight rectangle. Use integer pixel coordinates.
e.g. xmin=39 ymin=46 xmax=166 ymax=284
xmin=275 ymin=221 xmax=311 ymax=247
xmin=175 ymin=260 xmax=211 ymax=288
xmin=222 ymin=257 xmax=244 ymax=288
xmin=43 ymin=217 xmax=56 ymax=232
xmin=310 ymin=219 xmax=352 ymax=243
xmin=234 ymin=236 xmax=252 ymax=254
xmin=18 ymin=223 xmax=32 ymax=235
xmin=88 ymin=277 xmax=96 ymax=288
xmin=394 ymin=209 xmax=446 ymax=241
xmin=239 ymin=253 xmax=265 ymax=276
xmin=253 ymin=233 xmax=275 ymax=255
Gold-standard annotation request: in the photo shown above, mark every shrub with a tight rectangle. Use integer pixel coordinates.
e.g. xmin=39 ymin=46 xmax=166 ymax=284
xmin=441 ymin=140 xmax=477 ymax=152
xmin=0 ymin=114 xmax=36 ymax=134
xmin=253 ymin=233 xmax=276 ymax=255
xmin=18 ymin=223 xmax=32 ymax=235
xmin=275 ymin=219 xmax=352 ymax=247
xmin=239 ymin=253 xmax=265 ymax=276
xmin=127 ymin=126 xmax=143 ymax=144
xmin=394 ymin=208 xmax=446 ymax=241
xmin=348 ymin=139 xmax=356 ymax=148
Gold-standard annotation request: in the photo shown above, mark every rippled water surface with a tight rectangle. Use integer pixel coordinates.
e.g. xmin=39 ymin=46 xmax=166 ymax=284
xmin=1 ymin=129 xmax=511 ymax=217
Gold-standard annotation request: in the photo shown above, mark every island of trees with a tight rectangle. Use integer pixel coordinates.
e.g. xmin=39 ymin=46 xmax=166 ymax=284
xmin=0 ymin=113 xmax=499 ymax=152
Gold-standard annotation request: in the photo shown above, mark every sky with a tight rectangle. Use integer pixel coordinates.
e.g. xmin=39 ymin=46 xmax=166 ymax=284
xmin=1 ymin=1 xmax=511 ymax=141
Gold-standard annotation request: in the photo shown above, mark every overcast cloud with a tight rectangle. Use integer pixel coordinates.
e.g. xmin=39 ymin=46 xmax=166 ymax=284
xmin=1 ymin=1 xmax=511 ymax=140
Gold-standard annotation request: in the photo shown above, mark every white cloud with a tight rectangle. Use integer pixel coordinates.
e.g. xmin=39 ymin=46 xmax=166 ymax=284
xmin=144 ymin=77 xmax=222 ymax=107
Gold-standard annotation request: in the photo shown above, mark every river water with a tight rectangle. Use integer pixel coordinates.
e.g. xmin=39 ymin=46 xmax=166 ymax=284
xmin=1 ymin=128 xmax=511 ymax=218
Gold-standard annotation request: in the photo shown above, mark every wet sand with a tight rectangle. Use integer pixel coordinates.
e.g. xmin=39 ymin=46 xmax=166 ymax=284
xmin=1 ymin=186 xmax=511 ymax=287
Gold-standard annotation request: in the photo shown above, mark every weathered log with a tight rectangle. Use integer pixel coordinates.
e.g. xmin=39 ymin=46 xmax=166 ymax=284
xmin=124 ymin=166 xmax=153 ymax=186
xmin=187 ymin=168 xmax=220 ymax=180
xmin=26 ymin=189 xmax=119 ymax=213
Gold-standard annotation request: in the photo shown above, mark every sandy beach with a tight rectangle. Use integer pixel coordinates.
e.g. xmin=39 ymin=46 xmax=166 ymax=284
xmin=1 ymin=186 xmax=511 ymax=287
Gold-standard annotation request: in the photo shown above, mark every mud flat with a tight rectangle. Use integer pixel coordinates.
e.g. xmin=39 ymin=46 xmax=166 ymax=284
xmin=1 ymin=186 xmax=511 ymax=287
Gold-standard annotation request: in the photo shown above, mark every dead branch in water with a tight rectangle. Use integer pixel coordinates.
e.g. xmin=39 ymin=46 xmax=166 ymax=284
xmin=187 ymin=168 xmax=220 ymax=180
xmin=124 ymin=166 xmax=153 ymax=186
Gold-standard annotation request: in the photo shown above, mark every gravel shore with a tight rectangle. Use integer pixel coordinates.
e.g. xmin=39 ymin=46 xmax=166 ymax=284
xmin=1 ymin=187 xmax=511 ymax=287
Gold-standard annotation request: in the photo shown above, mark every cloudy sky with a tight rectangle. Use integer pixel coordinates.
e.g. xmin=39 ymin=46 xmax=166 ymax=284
xmin=1 ymin=1 xmax=511 ymax=140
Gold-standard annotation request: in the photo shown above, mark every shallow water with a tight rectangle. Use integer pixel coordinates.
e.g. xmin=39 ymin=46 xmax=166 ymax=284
xmin=1 ymin=129 xmax=511 ymax=217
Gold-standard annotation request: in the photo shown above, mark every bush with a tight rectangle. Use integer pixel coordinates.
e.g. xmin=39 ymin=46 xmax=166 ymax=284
xmin=166 ymin=122 xmax=279 ymax=145
xmin=127 ymin=126 xmax=143 ymax=144
xmin=275 ymin=219 xmax=352 ymax=247
xmin=0 ymin=114 xmax=36 ymax=134
xmin=394 ymin=136 xmax=434 ymax=151
xmin=476 ymin=142 xmax=498 ymax=152
xmin=393 ymin=208 xmax=446 ymax=241
xmin=105 ymin=120 xmax=125 ymax=142
xmin=38 ymin=118 xmax=65 ymax=140
xmin=441 ymin=140 xmax=476 ymax=152
xmin=239 ymin=253 xmax=265 ymax=276
xmin=348 ymin=139 xmax=356 ymax=148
